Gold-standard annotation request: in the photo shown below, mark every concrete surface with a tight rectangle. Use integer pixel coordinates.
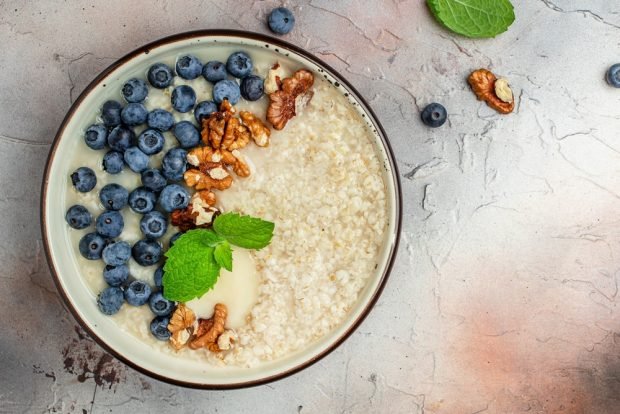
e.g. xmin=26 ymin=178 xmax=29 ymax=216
xmin=2 ymin=1 xmax=620 ymax=413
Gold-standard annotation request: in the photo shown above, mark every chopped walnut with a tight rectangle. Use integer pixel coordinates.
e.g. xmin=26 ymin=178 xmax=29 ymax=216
xmin=240 ymin=111 xmax=271 ymax=147
xmin=190 ymin=192 xmax=220 ymax=226
xmin=222 ymin=117 xmax=251 ymax=151
xmin=468 ymin=69 xmax=514 ymax=114
xmin=264 ymin=62 xmax=285 ymax=94
xmin=195 ymin=190 xmax=216 ymax=206
xmin=231 ymin=150 xmax=250 ymax=178
xmin=282 ymin=69 xmax=314 ymax=96
xmin=267 ymin=69 xmax=314 ymax=130
xmin=170 ymin=206 xmax=198 ymax=232
xmin=267 ymin=90 xmax=297 ymax=130
xmin=189 ymin=303 xmax=228 ymax=351
xmin=201 ymin=110 xmax=230 ymax=149
xmin=168 ymin=304 xmax=196 ymax=350
xmin=184 ymin=166 xmax=233 ymax=191
xmin=217 ymin=330 xmax=237 ymax=351
xmin=200 ymin=100 xmax=250 ymax=152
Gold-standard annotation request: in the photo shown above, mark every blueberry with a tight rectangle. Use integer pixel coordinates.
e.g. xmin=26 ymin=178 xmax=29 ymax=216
xmin=176 ymin=55 xmax=203 ymax=80
xmin=171 ymin=85 xmax=196 ymax=113
xmin=132 ymin=240 xmax=162 ymax=266
xmin=137 ymin=129 xmax=165 ymax=155
xmin=421 ymin=103 xmax=447 ymax=128
xmin=226 ymin=51 xmax=253 ymax=78
xmin=122 ymin=78 xmax=148 ymax=103
xmin=194 ymin=100 xmax=218 ymax=124
xmin=158 ymin=184 xmax=190 ymax=212
xmin=148 ymin=292 xmax=175 ymax=316
xmin=103 ymin=264 xmax=129 ymax=287
xmin=124 ymin=147 xmax=150 ymax=173
xmin=268 ymin=7 xmax=295 ymax=34
xmin=172 ymin=121 xmax=200 ymax=148
xmin=128 ymin=187 xmax=157 ymax=214
xmin=99 ymin=183 xmax=129 ymax=210
xmin=71 ymin=167 xmax=96 ymax=192
xmin=79 ymin=232 xmax=106 ymax=260
xmin=213 ymin=79 xmax=240 ymax=105
xmin=150 ymin=316 xmax=171 ymax=340
xmin=140 ymin=211 xmax=168 ymax=239
xmin=121 ymin=103 xmax=148 ymax=126
xmin=161 ymin=148 xmax=188 ymax=181
xmin=169 ymin=232 xmax=182 ymax=248
xmin=102 ymin=241 xmax=131 ymax=266
xmin=101 ymin=100 xmax=122 ymax=127
xmin=124 ymin=280 xmax=152 ymax=306
xmin=141 ymin=169 xmax=167 ymax=192
xmin=84 ymin=124 xmax=107 ymax=150
xmin=240 ymin=75 xmax=264 ymax=101
xmin=147 ymin=109 xmax=175 ymax=131
xmin=65 ymin=205 xmax=92 ymax=229
xmin=95 ymin=210 xmax=124 ymax=238
xmin=606 ymin=63 xmax=620 ymax=88
xmin=202 ymin=61 xmax=227 ymax=83
xmin=107 ymin=125 xmax=135 ymax=152
xmin=147 ymin=63 xmax=174 ymax=88
xmin=103 ymin=151 xmax=124 ymax=174
xmin=154 ymin=266 xmax=164 ymax=287
xmin=97 ymin=287 xmax=124 ymax=315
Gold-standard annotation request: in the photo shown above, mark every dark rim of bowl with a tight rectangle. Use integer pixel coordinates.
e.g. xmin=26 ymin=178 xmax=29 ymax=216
xmin=40 ymin=29 xmax=403 ymax=390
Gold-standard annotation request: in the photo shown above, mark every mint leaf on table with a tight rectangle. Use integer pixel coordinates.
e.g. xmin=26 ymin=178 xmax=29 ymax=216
xmin=162 ymin=229 xmax=222 ymax=302
xmin=213 ymin=212 xmax=275 ymax=250
xmin=427 ymin=0 xmax=515 ymax=38
xmin=213 ymin=241 xmax=233 ymax=272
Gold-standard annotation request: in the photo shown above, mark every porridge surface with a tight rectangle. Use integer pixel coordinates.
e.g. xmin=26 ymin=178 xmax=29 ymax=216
xmin=64 ymin=55 xmax=388 ymax=367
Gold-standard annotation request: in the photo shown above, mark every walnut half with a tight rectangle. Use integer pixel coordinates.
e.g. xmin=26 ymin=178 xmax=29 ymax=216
xmin=468 ymin=69 xmax=514 ymax=114
xmin=189 ymin=303 xmax=228 ymax=352
xmin=267 ymin=69 xmax=315 ymax=130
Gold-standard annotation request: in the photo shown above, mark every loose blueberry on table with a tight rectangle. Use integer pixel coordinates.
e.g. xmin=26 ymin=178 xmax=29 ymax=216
xmin=606 ymin=63 xmax=620 ymax=88
xmin=268 ymin=7 xmax=295 ymax=35
xmin=421 ymin=102 xmax=448 ymax=128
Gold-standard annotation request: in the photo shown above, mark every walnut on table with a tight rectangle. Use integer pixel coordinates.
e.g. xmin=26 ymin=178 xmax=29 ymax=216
xmin=467 ymin=68 xmax=514 ymax=114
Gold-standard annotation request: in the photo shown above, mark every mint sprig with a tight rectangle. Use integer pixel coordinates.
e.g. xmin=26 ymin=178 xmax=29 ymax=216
xmin=213 ymin=241 xmax=233 ymax=272
xmin=427 ymin=0 xmax=515 ymax=38
xmin=213 ymin=212 xmax=275 ymax=250
xmin=162 ymin=213 xmax=274 ymax=301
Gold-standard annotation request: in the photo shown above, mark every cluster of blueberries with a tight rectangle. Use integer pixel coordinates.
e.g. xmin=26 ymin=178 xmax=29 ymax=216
xmin=65 ymin=48 xmax=270 ymax=341
xmin=63 ymin=4 xmax=297 ymax=342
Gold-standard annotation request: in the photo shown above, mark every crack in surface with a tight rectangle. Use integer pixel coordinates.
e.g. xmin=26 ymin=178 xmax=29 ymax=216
xmin=0 ymin=133 xmax=51 ymax=147
xmin=539 ymin=0 xmax=620 ymax=29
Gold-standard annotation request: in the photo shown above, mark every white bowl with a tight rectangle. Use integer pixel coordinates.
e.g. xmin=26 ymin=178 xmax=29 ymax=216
xmin=41 ymin=30 xmax=402 ymax=388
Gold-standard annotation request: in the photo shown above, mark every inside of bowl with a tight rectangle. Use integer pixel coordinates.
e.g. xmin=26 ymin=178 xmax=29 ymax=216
xmin=44 ymin=32 xmax=400 ymax=386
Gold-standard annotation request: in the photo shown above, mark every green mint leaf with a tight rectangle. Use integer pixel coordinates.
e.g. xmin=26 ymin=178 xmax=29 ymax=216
xmin=213 ymin=212 xmax=275 ymax=250
xmin=427 ymin=0 xmax=515 ymax=38
xmin=162 ymin=229 xmax=223 ymax=302
xmin=213 ymin=241 xmax=233 ymax=272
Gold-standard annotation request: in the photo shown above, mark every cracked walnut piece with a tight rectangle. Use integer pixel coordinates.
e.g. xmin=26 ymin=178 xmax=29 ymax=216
xmin=187 ymin=145 xmax=250 ymax=180
xmin=240 ymin=111 xmax=271 ymax=147
xmin=468 ymin=69 xmax=514 ymax=114
xmin=189 ymin=303 xmax=228 ymax=352
xmin=168 ymin=304 xmax=196 ymax=350
xmin=267 ymin=69 xmax=315 ymax=130
xmin=201 ymin=100 xmax=251 ymax=152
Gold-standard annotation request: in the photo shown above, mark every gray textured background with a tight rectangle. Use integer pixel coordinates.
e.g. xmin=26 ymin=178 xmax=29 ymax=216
xmin=2 ymin=1 xmax=620 ymax=413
